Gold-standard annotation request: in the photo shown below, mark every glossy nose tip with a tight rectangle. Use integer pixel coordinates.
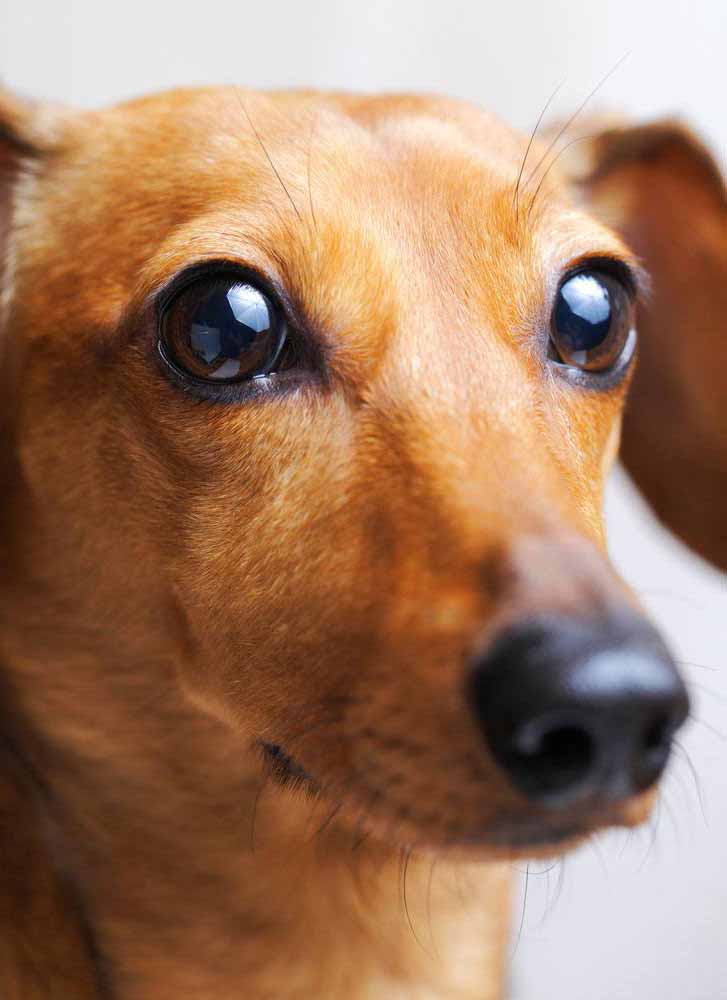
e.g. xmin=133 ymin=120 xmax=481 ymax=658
xmin=468 ymin=616 xmax=690 ymax=807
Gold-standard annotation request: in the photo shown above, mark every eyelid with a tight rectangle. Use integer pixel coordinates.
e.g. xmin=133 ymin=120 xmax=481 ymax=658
xmin=154 ymin=259 xmax=288 ymax=320
xmin=559 ymin=255 xmax=647 ymax=301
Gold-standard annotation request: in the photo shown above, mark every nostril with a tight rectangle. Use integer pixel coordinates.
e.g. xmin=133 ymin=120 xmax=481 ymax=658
xmin=644 ymin=714 xmax=672 ymax=754
xmin=506 ymin=719 xmax=596 ymax=802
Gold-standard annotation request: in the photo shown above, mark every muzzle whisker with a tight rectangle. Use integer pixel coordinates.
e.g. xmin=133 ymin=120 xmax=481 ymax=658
xmin=510 ymin=862 xmax=531 ymax=960
xmin=425 ymin=858 xmax=440 ymax=960
xmin=399 ymin=846 xmax=430 ymax=956
xmin=635 ymin=795 xmax=663 ymax=872
xmin=688 ymin=712 xmax=727 ymax=741
xmin=670 ymin=739 xmax=708 ymax=829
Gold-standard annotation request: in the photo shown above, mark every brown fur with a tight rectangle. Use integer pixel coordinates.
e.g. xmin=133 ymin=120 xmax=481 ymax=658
xmin=0 ymin=86 xmax=709 ymax=999
xmin=566 ymin=121 xmax=727 ymax=570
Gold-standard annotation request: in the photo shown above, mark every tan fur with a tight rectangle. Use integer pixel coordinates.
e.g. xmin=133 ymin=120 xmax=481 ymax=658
xmin=0 ymin=87 xmax=702 ymax=999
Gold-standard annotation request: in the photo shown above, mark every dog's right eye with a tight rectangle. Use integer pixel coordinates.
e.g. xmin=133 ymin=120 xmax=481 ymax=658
xmin=159 ymin=276 xmax=288 ymax=383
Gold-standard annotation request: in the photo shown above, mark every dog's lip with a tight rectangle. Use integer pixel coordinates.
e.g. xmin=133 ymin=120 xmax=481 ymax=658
xmin=259 ymin=740 xmax=321 ymax=791
xmin=474 ymin=820 xmax=588 ymax=850
xmin=258 ymin=740 xmax=611 ymax=854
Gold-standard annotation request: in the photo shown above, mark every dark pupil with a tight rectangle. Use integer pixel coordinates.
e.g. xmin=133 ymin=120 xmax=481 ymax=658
xmin=554 ymin=274 xmax=612 ymax=357
xmin=188 ymin=283 xmax=277 ymax=380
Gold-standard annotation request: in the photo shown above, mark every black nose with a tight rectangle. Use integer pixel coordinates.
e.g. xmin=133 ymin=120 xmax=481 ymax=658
xmin=468 ymin=616 xmax=690 ymax=807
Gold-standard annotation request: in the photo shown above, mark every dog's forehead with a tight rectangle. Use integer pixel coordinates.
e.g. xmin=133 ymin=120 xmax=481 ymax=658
xmin=72 ymin=87 xmax=534 ymax=221
xmin=110 ymin=87 xmax=528 ymax=173
xmin=15 ymin=87 xmax=629 ymax=356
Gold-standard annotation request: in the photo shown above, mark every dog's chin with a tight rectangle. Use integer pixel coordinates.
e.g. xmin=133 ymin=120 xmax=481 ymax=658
xmin=257 ymin=741 xmax=633 ymax=860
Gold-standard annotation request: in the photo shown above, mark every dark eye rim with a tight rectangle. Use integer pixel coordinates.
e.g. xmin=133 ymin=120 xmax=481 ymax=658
xmin=547 ymin=256 xmax=640 ymax=387
xmin=155 ymin=259 xmax=290 ymax=320
xmin=154 ymin=259 xmax=323 ymax=402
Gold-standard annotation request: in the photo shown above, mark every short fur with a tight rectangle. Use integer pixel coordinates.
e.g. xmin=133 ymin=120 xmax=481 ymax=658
xmin=0 ymin=86 xmax=718 ymax=999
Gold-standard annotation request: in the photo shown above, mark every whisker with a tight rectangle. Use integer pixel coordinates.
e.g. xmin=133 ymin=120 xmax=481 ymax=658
xmin=547 ymin=857 xmax=566 ymax=921
xmin=235 ymin=88 xmax=303 ymax=224
xmin=686 ymin=680 xmax=727 ymax=701
xmin=617 ymin=825 xmax=636 ymax=859
xmin=426 ymin=857 xmax=440 ymax=958
xmin=526 ymin=131 xmax=602 ymax=222
xmin=678 ymin=660 xmax=720 ymax=673
xmin=588 ymin=834 xmax=609 ymax=878
xmin=510 ymin=862 xmax=530 ymax=958
xmin=671 ymin=739 xmax=708 ymax=827
xmin=306 ymin=112 xmax=319 ymax=233
xmin=527 ymin=858 xmax=565 ymax=931
xmin=689 ymin=713 xmax=727 ymax=741
xmin=522 ymin=51 xmax=631 ymax=193
xmin=660 ymin=792 xmax=682 ymax=852
xmin=400 ymin=847 xmax=428 ymax=954
xmin=637 ymin=795 xmax=661 ymax=871
xmin=513 ymin=77 xmax=566 ymax=218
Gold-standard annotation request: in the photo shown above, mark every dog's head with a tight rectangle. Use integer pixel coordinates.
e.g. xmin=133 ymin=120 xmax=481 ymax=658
xmin=1 ymin=87 xmax=707 ymax=857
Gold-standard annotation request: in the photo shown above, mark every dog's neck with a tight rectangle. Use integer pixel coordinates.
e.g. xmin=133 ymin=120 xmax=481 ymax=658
xmin=0 ymin=621 xmax=510 ymax=1000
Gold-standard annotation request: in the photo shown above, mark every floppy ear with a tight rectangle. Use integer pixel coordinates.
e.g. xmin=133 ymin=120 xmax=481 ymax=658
xmin=0 ymin=89 xmax=48 ymax=511
xmin=573 ymin=121 xmax=727 ymax=571
xmin=0 ymin=89 xmax=43 ymax=260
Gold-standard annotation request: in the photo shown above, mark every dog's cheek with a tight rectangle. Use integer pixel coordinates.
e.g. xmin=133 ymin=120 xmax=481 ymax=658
xmin=164 ymin=395 xmax=376 ymax=730
xmin=543 ymin=383 xmax=628 ymax=546
xmin=600 ymin=415 xmax=622 ymax=480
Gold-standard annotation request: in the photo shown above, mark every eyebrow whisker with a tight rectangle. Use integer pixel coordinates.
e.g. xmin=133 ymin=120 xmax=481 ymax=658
xmin=526 ymin=131 xmax=602 ymax=222
xmin=235 ymin=88 xmax=304 ymax=225
xmin=522 ymin=51 xmax=631 ymax=195
xmin=513 ymin=77 xmax=566 ymax=220
xmin=306 ymin=112 xmax=319 ymax=233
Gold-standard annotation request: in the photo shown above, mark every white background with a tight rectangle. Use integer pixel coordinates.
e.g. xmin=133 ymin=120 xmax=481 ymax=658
xmin=2 ymin=2 xmax=725 ymax=997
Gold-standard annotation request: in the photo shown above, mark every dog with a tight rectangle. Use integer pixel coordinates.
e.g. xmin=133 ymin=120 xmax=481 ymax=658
xmin=0 ymin=84 xmax=718 ymax=999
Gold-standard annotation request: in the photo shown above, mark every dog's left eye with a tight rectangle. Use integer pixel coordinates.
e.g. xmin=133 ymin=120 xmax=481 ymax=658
xmin=159 ymin=276 xmax=288 ymax=383
xmin=549 ymin=269 xmax=635 ymax=373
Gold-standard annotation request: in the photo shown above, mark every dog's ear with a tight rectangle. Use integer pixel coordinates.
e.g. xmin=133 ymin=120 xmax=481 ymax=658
xmin=0 ymin=89 xmax=44 ymax=261
xmin=569 ymin=121 xmax=727 ymax=571
xmin=0 ymin=89 xmax=52 ymax=515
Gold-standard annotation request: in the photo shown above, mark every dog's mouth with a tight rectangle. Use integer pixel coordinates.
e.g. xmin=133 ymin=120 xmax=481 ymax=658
xmin=260 ymin=741 xmax=321 ymax=792
xmin=257 ymin=740 xmax=616 ymax=855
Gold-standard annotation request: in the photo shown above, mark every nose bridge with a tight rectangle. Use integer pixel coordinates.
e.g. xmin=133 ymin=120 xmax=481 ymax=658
xmin=347 ymin=178 xmax=573 ymax=553
xmin=367 ymin=340 xmax=602 ymax=586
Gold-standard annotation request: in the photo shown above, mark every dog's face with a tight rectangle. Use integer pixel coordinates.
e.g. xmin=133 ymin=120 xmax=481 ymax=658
xmin=0 ymin=88 xmax=691 ymax=856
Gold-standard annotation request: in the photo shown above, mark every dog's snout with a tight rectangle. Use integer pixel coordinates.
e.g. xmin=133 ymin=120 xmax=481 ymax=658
xmin=467 ymin=616 xmax=690 ymax=807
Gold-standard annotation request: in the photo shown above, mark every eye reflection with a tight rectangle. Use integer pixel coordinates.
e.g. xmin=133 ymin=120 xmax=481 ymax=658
xmin=161 ymin=277 xmax=287 ymax=383
xmin=550 ymin=269 xmax=634 ymax=373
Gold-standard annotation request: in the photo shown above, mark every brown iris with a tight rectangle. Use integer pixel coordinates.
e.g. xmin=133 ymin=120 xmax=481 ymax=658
xmin=160 ymin=276 xmax=287 ymax=382
xmin=550 ymin=270 xmax=634 ymax=372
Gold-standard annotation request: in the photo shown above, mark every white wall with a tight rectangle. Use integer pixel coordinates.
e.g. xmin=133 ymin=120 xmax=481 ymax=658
xmin=2 ymin=2 xmax=725 ymax=997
